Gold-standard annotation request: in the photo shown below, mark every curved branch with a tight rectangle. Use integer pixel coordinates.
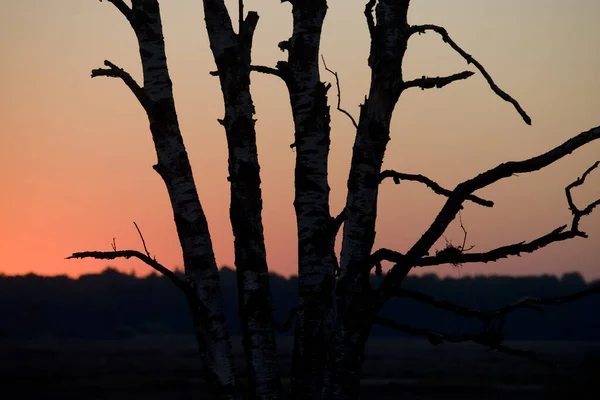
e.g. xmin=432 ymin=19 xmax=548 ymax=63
xmin=91 ymin=60 xmax=150 ymax=110
xmin=380 ymin=169 xmax=494 ymax=207
xmin=100 ymin=0 xmax=132 ymax=21
xmin=321 ymin=55 xmax=358 ymax=129
xmin=410 ymin=24 xmax=531 ymax=125
xmin=402 ymin=70 xmax=474 ymax=91
xmin=565 ymin=160 xmax=600 ymax=234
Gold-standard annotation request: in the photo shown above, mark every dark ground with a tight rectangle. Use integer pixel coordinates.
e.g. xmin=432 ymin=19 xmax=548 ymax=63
xmin=1 ymin=335 xmax=599 ymax=399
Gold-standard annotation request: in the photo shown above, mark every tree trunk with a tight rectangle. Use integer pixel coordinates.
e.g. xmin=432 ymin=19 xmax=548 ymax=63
xmin=203 ymin=1 xmax=282 ymax=399
xmin=280 ymin=1 xmax=338 ymax=398
xmin=124 ymin=1 xmax=240 ymax=398
xmin=330 ymin=1 xmax=411 ymax=398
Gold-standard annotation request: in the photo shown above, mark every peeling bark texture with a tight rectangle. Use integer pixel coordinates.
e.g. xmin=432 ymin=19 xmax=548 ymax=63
xmin=279 ymin=1 xmax=338 ymax=398
xmin=203 ymin=1 xmax=281 ymax=399
xmin=329 ymin=1 xmax=412 ymax=399
xmin=109 ymin=1 xmax=239 ymax=398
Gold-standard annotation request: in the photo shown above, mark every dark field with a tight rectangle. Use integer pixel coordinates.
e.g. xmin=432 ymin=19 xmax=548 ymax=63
xmin=1 ymin=336 xmax=599 ymax=399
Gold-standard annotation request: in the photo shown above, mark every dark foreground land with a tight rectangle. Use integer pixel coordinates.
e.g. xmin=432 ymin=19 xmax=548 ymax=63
xmin=1 ymin=336 xmax=599 ymax=399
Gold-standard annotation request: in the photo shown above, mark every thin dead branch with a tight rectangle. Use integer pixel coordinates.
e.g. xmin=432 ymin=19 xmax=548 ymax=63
xmin=376 ymin=132 xmax=600 ymax=306
xmin=380 ymin=169 xmax=494 ymax=207
xmin=321 ymin=55 xmax=358 ymax=129
xmin=418 ymin=160 xmax=600 ymax=267
xmin=402 ymin=71 xmax=475 ymax=90
xmin=409 ymin=24 xmax=531 ymax=125
xmin=91 ymin=60 xmax=150 ymax=110
xmin=133 ymin=221 xmax=152 ymax=258
xmin=565 ymin=160 xmax=600 ymax=235
xmin=395 ymin=285 xmax=600 ymax=323
xmin=375 ymin=161 xmax=599 ymax=270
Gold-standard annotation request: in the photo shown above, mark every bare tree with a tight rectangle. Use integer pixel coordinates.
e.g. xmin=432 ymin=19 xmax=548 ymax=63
xmin=69 ymin=1 xmax=600 ymax=399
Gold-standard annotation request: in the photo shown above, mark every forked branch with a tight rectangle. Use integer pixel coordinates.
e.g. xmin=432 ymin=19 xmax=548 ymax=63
xmin=91 ymin=60 xmax=150 ymax=110
xmin=410 ymin=24 xmax=531 ymax=125
xmin=395 ymin=284 xmax=600 ymax=324
xmin=376 ymin=127 xmax=600 ymax=305
xmin=566 ymin=160 xmax=600 ymax=235
xmin=377 ymin=282 xmax=600 ymax=366
xmin=380 ymin=169 xmax=494 ymax=207
xmin=374 ymin=159 xmax=600 ymax=272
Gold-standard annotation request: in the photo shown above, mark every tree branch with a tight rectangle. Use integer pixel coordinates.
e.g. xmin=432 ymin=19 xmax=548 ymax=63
xmin=565 ymin=160 xmax=600 ymax=235
xmin=376 ymin=129 xmax=600 ymax=305
xmin=380 ymin=169 xmax=494 ymax=207
xmin=402 ymin=70 xmax=475 ymax=91
xmin=133 ymin=221 xmax=152 ymax=258
xmin=67 ymin=250 xmax=196 ymax=302
xmin=410 ymin=24 xmax=531 ymax=125
xmin=378 ymin=282 xmax=600 ymax=367
xmin=321 ymin=55 xmax=358 ymax=129
xmin=91 ymin=60 xmax=150 ymax=110
xmin=373 ymin=316 xmax=555 ymax=367
xmin=376 ymin=160 xmax=599 ymax=272
xmin=395 ymin=285 xmax=600 ymax=323
xmin=99 ymin=0 xmax=132 ymax=22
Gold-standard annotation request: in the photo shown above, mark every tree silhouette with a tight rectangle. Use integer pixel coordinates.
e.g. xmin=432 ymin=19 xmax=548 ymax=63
xmin=68 ymin=1 xmax=600 ymax=399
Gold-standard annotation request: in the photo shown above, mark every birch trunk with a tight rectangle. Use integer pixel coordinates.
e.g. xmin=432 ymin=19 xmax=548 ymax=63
xmin=120 ymin=2 xmax=240 ymax=398
xmin=329 ymin=1 xmax=411 ymax=398
xmin=203 ymin=1 xmax=281 ymax=399
xmin=280 ymin=1 xmax=338 ymax=398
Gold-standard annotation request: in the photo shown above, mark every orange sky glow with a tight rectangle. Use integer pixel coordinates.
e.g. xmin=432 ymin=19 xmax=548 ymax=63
xmin=1 ymin=1 xmax=599 ymax=280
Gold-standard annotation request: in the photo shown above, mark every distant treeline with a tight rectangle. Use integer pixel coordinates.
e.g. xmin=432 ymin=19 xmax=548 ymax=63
xmin=1 ymin=267 xmax=599 ymax=340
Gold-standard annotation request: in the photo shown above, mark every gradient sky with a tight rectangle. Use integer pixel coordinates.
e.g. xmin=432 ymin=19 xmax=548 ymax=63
xmin=1 ymin=0 xmax=599 ymax=280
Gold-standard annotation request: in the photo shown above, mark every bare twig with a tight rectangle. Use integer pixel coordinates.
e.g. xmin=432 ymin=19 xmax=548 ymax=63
xmin=133 ymin=221 xmax=152 ymax=258
xmin=380 ymin=169 xmax=494 ymax=207
xmin=111 ymin=238 xmax=117 ymax=252
xmin=321 ymin=55 xmax=358 ymax=129
xmin=373 ymin=316 xmax=555 ymax=367
xmin=565 ymin=160 xmax=600 ymax=235
xmin=91 ymin=60 xmax=150 ymax=110
xmin=402 ymin=71 xmax=475 ymax=90
xmin=410 ymin=24 xmax=531 ymax=125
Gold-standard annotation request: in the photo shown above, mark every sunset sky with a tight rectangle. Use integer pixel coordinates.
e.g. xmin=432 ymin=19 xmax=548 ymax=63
xmin=1 ymin=0 xmax=599 ymax=280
